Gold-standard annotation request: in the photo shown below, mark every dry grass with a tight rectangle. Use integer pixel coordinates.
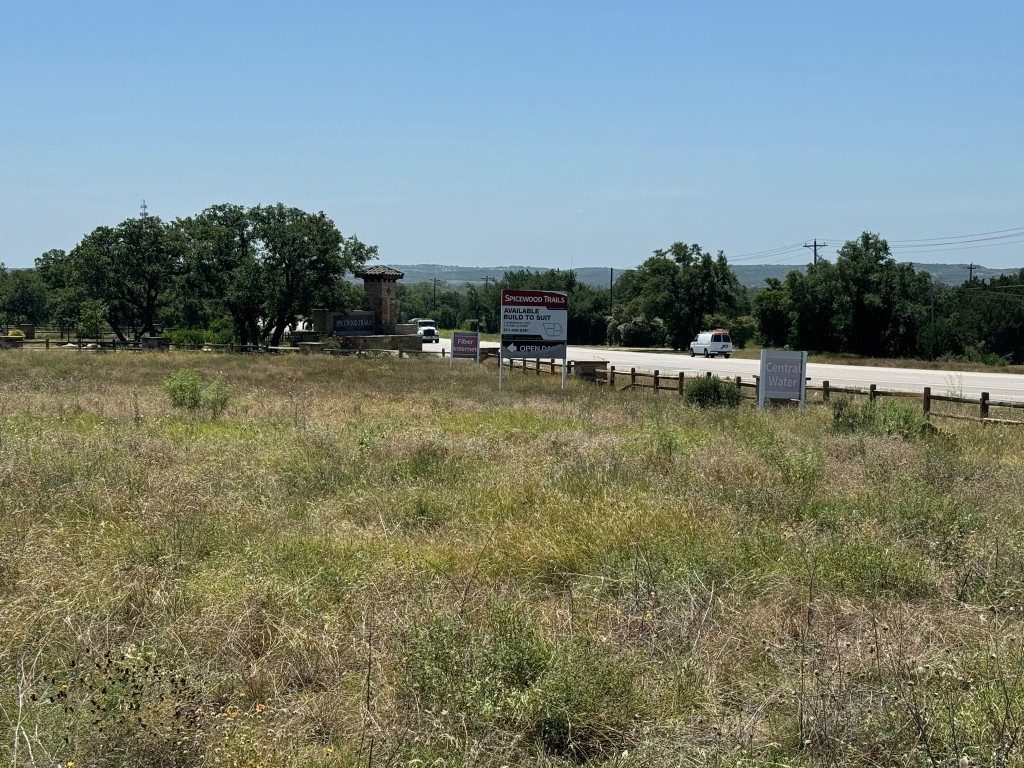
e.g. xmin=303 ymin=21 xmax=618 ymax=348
xmin=2 ymin=351 xmax=1024 ymax=766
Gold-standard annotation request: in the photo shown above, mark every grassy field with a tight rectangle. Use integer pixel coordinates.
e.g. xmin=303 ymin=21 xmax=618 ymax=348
xmin=2 ymin=352 xmax=1024 ymax=767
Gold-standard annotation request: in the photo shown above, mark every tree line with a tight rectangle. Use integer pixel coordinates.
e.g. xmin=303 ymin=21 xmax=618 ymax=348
xmin=4 ymin=203 xmax=374 ymax=346
xmin=2 ymin=218 xmax=1022 ymax=363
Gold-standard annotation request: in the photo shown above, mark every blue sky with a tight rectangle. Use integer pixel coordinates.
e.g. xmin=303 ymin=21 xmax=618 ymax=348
xmin=2 ymin=1 xmax=1023 ymax=270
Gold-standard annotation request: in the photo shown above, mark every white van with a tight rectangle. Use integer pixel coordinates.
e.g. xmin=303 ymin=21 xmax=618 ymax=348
xmin=689 ymin=329 xmax=733 ymax=358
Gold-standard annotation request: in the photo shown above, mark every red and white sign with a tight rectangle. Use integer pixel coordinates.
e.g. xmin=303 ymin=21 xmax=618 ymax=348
xmin=500 ymin=290 xmax=568 ymax=359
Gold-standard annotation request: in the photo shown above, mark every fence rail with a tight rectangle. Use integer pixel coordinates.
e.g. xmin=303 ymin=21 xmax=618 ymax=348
xmin=591 ymin=364 xmax=1023 ymax=425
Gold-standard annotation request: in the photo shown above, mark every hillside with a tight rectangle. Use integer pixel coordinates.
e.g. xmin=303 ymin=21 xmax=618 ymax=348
xmin=392 ymin=262 xmax=1023 ymax=290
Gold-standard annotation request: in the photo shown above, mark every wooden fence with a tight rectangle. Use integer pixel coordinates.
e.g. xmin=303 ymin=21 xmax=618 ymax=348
xmin=601 ymin=364 xmax=1024 ymax=425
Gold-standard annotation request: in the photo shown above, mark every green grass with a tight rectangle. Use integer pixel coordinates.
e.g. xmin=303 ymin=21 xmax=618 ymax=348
xmin=1 ymin=351 xmax=1024 ymax=766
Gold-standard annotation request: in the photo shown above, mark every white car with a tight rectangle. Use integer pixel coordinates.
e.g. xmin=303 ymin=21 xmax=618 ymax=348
xmin=689 ymin=329 xmax=733 ymax=358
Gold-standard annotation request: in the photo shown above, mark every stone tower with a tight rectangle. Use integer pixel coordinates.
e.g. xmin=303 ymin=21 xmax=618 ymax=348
xmin=356 ymin=265 xmax=404 ymax=334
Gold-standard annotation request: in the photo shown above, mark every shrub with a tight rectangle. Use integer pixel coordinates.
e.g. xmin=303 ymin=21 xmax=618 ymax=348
xmin=703 ymin=313 xmax=757 ymax=349
xmin=612 ymin=314 xmax=668 ymax=347
xmin=522 ymin=638 xmax=639 ymax=760
xmin=163 ymin=368 xmax=231 ymax=418
xmin=684 ymin=374 xmax=742 ymax=408
xmin=829 ymin=396 xmax=928 ymax=440
xmin=6 ymin=327 xmax=26 ymax=337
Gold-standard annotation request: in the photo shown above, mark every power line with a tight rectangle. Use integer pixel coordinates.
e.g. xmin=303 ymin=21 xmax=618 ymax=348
xmin=885 ymin=225 xmax=1024 ymax=244
xmin=728 ymin=226 xmax=1024 ymax=264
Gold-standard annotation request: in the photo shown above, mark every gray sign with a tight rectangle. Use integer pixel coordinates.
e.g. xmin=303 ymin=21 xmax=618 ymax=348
xmin=758 ymin=349 xmax=808 ymax=408
xmin=332 ymin=311 xmax=375 ymax=335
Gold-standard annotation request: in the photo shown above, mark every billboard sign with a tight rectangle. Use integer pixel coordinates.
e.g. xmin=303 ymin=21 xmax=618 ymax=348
xmin=451 ymin=331 xmax=480 ymax=361
xmin=758 ymin=349 xmax=808 ymax=409
xmin=499 ymin=290 xmax=568 ymax=359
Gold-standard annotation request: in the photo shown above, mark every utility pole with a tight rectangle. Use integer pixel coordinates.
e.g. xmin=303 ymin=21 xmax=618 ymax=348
xmin=803 ymin=240 xmax=827 ymax=265
xmin=968 ymin=263 xmax=978 ymax=281
xmin=609 ymin=268 xmax=614 ymax=314
xmin=432 ymin=278 xmax=438 ymax=311
xmin=609 ymin=268 xmax=614 ymax=346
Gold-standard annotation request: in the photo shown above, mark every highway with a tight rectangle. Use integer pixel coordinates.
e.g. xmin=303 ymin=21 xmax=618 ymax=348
xmin=434 ymin=339 xmax=1024 ymax=402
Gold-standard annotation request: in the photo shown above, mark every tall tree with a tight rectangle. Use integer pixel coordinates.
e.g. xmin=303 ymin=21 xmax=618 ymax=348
xmin=68 ymin=216 xmax=184 ymax=340
xmin=252 ymin=204 xmax=375 ymax=347
xmin=1 ymin=268 xmax=48 ymax=325
xmin=611 ymin=243 xmax=745 ymax=349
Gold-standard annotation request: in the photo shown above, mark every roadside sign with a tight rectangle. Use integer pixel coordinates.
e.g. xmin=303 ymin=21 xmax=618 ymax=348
xmin=758 ymin=349 xmax=808 ymax=409
xmin=499 ymin=290 xmax=568 ymax=359
xmin=451 ymin=331 xmax=480 ymax=362
xmin=499 ymin=289 xmax=569 ymax=391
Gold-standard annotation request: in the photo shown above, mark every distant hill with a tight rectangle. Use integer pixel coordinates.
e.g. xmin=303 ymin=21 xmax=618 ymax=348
xmin=389 ymin=262 xmax=1023 ymax=290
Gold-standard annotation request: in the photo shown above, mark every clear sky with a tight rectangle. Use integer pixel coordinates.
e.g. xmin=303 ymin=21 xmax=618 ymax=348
xmin=2 ymin=1 xmax=1023 ymax=270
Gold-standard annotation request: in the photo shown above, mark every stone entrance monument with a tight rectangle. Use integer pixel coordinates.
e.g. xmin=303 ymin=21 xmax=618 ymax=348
xmin=356 ymin=265 xmax=405 ymax=334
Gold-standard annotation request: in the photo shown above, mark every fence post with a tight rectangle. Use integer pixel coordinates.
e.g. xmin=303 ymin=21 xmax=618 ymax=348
xmin=822 ymin=380 xmax=830 ymax=404
xmin=441 ymin=347 xmax=447 ymax=358
xmin=981 ymin=392 xmax=990 ymax=420
xmin=923 ymin=386 xmax=931 ymax=420
xmin=869 ymin=384 xmax=877 ymax=402
xmin=653 ymin=370 xmax=659 ymax=394
xmin=678 ymin=371 xmax=685 ymax=395
xmin=609 ymin=365 xmax=615 ymax=388
xmin=630 ymin=368 xmax=636 ymax=387
xmin=706 ymin=371 xmax=712 ymax=379
xmin=45 ymin=338 xmax=50 ymax=350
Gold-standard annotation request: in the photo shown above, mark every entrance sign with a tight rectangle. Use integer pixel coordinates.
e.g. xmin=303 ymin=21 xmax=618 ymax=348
xmin=331 ymin=311 xmax=375 ymax=335
xmin=451 ymin=331 xmax=480 ymax=362
xmin=499 ymin=290 xmax=568 ymax=391
xmin=758 ymin=349 xmax=808 ymax=409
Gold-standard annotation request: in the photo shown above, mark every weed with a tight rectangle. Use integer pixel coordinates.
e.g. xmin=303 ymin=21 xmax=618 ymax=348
xmin=162 ymin=368 xmax=231 ymax=418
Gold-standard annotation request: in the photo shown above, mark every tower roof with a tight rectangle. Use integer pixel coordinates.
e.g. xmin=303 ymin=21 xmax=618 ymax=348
xmin=356 ymin=265 xmax=404 ymax=280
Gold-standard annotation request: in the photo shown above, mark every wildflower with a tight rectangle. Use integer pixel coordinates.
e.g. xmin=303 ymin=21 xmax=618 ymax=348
xmin=67 ymin=762 xmax=76 ymax=767
xmin=325 ymin=746 xmax=334 ymax=754
xmin=255 ymin=703 xmax=266 ymax=714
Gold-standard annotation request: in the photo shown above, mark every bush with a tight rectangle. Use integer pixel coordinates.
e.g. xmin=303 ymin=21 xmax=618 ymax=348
xmin=684 ymin=375 xmax=742 ymax=408
xmin=703 ymin=313 xmax=757 ymax=349
xmin=163 ymin=368 xmax=231 ymax=418
xmin=6 ymin=328 xmax=25 ymax=337
xmin=829 ymin=396 xmax=928 ymax=440
xmin=611 ymin=314 xmax=668 ymax=347
xmin=522 ymin=638 xmax=639 ymax=760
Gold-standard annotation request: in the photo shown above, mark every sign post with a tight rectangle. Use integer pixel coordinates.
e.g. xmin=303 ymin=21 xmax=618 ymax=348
xmin=450 ymin=331 xmax=480 ymax=366
xmin=758 ymin=349 xmax=808 ymax=409
xmin=499 ymin=289 xmax=569 ymax=391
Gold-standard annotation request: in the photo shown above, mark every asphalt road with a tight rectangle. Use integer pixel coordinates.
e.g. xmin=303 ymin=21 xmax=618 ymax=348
xmin=434 ymin=339 xmax=1024 ymax=402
